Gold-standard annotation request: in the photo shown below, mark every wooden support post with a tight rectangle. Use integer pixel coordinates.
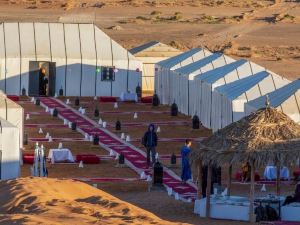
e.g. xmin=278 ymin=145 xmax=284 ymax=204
xmin=227 ymin=165 xmax=232 ymax=196
xmin=197 ymin=160 xmax=203 ymax=199
xmin=276 ymin=165 xmax=281 ymax=196
xmin=249 ymin=161 xmax=256 ymax=223
xmin=205 ymin=163 xmax=212 ymax=218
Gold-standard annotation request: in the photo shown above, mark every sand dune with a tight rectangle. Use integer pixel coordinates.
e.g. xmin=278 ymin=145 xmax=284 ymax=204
xmin=0 ymin=178 xmax=189 ymax=225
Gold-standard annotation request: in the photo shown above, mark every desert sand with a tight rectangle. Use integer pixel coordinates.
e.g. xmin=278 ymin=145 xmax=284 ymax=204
xmin=0 ymin=177 xmax=190 ymax=225
xmin=0 ymin=0 xmax=299 ymax=80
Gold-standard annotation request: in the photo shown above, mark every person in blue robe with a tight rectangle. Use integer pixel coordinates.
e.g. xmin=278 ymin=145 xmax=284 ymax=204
xmin=181 ymin=139 xmax=192 ymax=183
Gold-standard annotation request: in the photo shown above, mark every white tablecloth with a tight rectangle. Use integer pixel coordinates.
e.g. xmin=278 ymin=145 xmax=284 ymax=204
xmin=120 ymin=92 xmax=138 ymax=102
xmin=48 ymin=149 xmax=74 ymax=164
xmin=194 ymin=196 xmax=250 ymax=221
xmin=264 ymin=166 xmax=290 ymax=180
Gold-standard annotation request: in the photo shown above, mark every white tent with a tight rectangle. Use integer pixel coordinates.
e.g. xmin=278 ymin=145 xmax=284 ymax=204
xmin=0 ymin=96 xmax=24 ymax=148
xmin=130 ymin=41 xmax=182 ymax=93
xmin=0 ymin=22 xmax=141 ymax=97
xmin=193 ymin=59 xmax=267 ymax=128
xmin=211 ymin=71 xmax=290 ymax=131
xmin=245 ymin=79 xmax=300 ymax=123
xmin=155 ymin=48 xmax=211 ymax=105
xmin=0 ymin=117 xmax=20 ymax=180
xmin=172 ymin=53 xmax=235 ymax=115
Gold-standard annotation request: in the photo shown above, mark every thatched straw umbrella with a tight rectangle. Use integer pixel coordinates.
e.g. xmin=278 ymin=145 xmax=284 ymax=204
xmin=191 ymin=106 xmax=300 ymax=222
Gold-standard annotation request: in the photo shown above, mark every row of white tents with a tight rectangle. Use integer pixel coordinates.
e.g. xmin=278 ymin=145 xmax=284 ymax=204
xmin=155 ymin=48 xmax=299 ymax=131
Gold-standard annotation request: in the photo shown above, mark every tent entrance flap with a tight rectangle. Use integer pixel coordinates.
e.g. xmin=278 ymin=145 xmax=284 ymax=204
xmin=28 ymin=61 xmax=56 ymax=96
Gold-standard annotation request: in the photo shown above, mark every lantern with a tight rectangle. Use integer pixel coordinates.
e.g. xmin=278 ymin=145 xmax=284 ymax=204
xmin=192 ymin=115 xmax=200 ymax=129
xmin=94 ymin=108 xmax=99 ymax=117
xmin=152 ymin=93 xmax=160 ymax=106
xmin=75 ymin=97 xmax=80 ymax=106
xmin=93 ymin=135 xmax=99 ymax=145
xmin=171 ymin=102 xmax=178 ymax=116
xmin=118 ymin=154 xmax=125 ymax=165
xmin=52 ymin=108 xmax=58 ymax=117
xmin=136 ymin=83 xmax=142 ymax=98
xmin=35 ymin=98 xmax=40 ymax=106
xmin=71 ymin=122 xmax=77 ymax=131
xmin=59 ymin=87 xmax=64 ymax=96
xmin=171 ymin=153 xmax=176 ymax=165
xmin=153 ymin=161 xmax=163 ymax=185
xmin=22 ymin=87 xmax=26 ymax=96
xmin=115 ymin=120 xmax=121 ymax=131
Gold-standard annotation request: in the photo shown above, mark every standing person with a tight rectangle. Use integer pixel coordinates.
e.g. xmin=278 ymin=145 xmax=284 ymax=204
xmin=181 ymin=139 xmax=192 ymax=184
xmin=142 ymin=124 xmax=158 ymax=167
xmin=39 ymin=68 xmax=48 ymax=96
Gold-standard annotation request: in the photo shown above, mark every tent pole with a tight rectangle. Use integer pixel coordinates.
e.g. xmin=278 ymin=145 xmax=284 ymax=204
xmin=205 ymin=163 xmax=212 ymax=218
xmin=276 ymin=165 xmax=281 ymax=196
xmin=249 ymin=160 xmax=255 ymax=223
xmin=227 ymin=165 xmax=232 ymax=196
xmin=197 ymin=160 xmax=203 ymax=199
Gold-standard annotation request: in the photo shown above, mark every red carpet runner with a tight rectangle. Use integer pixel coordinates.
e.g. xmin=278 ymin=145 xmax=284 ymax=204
xmin=37 ymin=97 xmax=198 ymax=201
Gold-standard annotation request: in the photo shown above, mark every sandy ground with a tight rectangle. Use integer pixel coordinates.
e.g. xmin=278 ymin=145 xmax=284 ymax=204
xmin=0 ymin=0 xmax=299 ymax=80
xmin=0 ymin=178 xmax=191 ymax=225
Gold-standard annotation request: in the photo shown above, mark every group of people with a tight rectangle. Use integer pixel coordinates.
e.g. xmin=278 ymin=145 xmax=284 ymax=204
xmin=142 ymin=124 xmax=220 ymax=194
xmin=142 ymin=124 xmax=192 ymax=182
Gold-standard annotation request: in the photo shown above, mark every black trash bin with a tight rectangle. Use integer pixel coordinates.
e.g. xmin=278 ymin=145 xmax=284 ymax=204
xmin=75 ymin=97 xmax=80 ymax=106
xmin=115 ymin=120 xmax=121 ymax=131
xmin=52 ymin=108 xmax=58 ymax=117
xmin=153 ymin=161 xmax=163 ymax=185
xmin=59 ymin=87 xmax=64 ymax=96
xmin=94 ymin=108 xmax=99 ymax=117
xmin=152 ymin=93 xmax=160 ymax=106
xmin=171 ymin=153 xmax=176 ymax=165
xmin=118 ymin=154 xmax=125 ymax=165
xmin=136 ymin=83 xmax=142 ymax=98
xmin=192 ymin=115 xmax=200 ymax=129
xmin=22 ymin=88 xmax=26 ymax=96
xmin=71 ymin=122 xmax=77 ymax=131
xmin=171 ymin=102 xmax=178 ymax=116
xmin=93 ymin=135 xmax=99 ymax=145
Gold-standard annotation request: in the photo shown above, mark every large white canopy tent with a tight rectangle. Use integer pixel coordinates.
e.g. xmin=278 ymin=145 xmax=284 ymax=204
xmin=211 ymin=70 xmax=290 ymax=131
xmin=193 ymin=59 xmax=266 ymax=128
xmin=172 ymin=53 xmax=235 ymax=115
xmin=0 ymin=95 xmax=24 ymax=148
xmin=0 ymin=22 xmax=141 ymax=97
xmin=0 ymin=117 xmax=20 ymax=180
xmin=245 ymin=79 xmax=300 ymax=123
xmin=155 ymin=48 xmax=211 ymax=105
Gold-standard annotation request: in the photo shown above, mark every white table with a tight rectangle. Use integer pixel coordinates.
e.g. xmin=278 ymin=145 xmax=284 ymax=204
xmin=48 ymin=148 xmax=74 ymax=164
xmin=282 ymin=203 xmax=300 ymax=221
xmin=194 ymin=196 xmax=250 ymax=221
xmin=264 ymin=166 xmax=289 ymax=180
xmin=120 ymin=92 xmax=138 ymax=102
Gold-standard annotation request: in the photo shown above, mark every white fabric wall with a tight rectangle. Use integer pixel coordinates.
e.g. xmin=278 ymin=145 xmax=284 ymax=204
xmin=49 ymin=23 xmax=67 ymax=95
xmin=19 ymin=23 xmax=36 ymax=95
xmin=79 ymin=24 xmax=97 ymax=96
xmin=0 ymin=24 xmax=6 ymax=91
xmin=4 ymin=23 xmax=21 ymax=95
xmin=0 ymin=97 xmax=24 ymax=148
xmin=94 ymin=25 xmax=112 ymax=96
xmin=127 ymin=54 xmax=142 ymax=95
xmin=35 ymin=23 xmax=51 ymax=62
xmin=280 ymin=91 xmax=300 ymax=123
xmin=64 ymin=24 xmax=81 ymax=96
xmin=0 ymin=118 xmax=20 ymax=180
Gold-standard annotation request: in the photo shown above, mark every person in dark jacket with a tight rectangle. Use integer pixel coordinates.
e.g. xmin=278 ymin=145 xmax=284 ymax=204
xmin=142 ymin=124 xmax=158 ymax=167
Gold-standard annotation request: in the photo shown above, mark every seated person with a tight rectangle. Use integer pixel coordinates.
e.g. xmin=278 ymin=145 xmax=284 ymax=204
xmin=241 ymin=162 xmax=251 ymax=182
xmin=283 ymin=181 xmax=300 ymax=205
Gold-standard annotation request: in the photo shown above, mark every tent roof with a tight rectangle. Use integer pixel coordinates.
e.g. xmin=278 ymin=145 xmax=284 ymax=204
xmin=129 ymin=41 xmax=182 ymax=58
xmin=0 ymin=22 xmax=137 ymax=62
xmin=191 ymin=107 xmax=300 ymax=167
xmin=247 ymin=79 xmax=300 ymax=109
xmin=195 ymin=59 xmax=247 ymax=83
xmin=174 ymin=53 xmax=222 ymax=75
xmin=215 ymin=71 xmax=270 ymax=100
xmin=157 ymin=48 xmax=203 ymax=68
